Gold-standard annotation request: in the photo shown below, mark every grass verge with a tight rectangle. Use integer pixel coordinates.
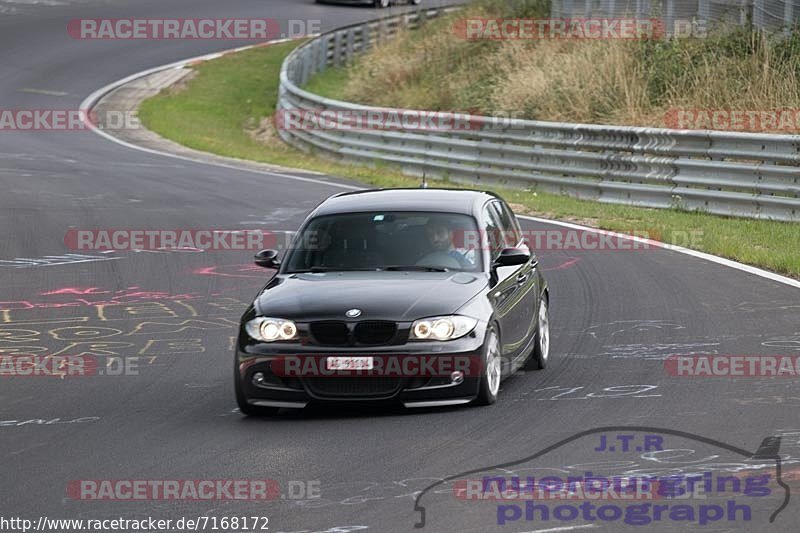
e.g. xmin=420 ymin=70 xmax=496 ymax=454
xmin=312 ymin=0 xmax=800 ymax=131
xmin=138 ymin=38 xmax=800 ymax=279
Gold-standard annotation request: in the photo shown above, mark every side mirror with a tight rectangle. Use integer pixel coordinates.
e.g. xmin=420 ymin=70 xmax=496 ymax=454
xmin=254 ymin=249 xmax=281 ymax=269
xmin=492 ymin=247 xmax=530 ymax=268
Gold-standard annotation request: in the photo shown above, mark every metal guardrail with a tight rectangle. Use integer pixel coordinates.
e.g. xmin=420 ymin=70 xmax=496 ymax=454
xmin=277 ymin=7 xmax=800 ymax=221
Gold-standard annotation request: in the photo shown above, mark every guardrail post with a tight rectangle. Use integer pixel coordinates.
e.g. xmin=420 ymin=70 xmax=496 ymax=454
xmin=784 ymin=0 xmax=794 ymax=35
xmin=378 ymin=18 xmax=388 ymax=45
xmin=316 ymin=36 xmax=328 ymax=73
xmin=345 ymin=27 xmax=355 ymax=59
xmin=697 ymin=0 xmax=710 ymax=28
xmin=740 ymin=0 xmax=753 ymax=27
xmin=639 ymin=0 xmax=651 ymax=17
xmin=301 ymin=47 xmax=312 ymax=85
xmin=362 ymin=24 xmax=372 ymax=52
xmin=664 ymin=0 xmax=675 ymax=38
xmin=417 ymin=7 xmax=427 ymax=27
xmin=752 ymin=0 xmax=765 ymax=30
xmin=333 ymin=31 xmax=342 ymax=68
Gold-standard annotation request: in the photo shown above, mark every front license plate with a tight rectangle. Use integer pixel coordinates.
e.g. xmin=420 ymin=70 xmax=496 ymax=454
xmin=326 ymin=356 xmax=374 ymax=371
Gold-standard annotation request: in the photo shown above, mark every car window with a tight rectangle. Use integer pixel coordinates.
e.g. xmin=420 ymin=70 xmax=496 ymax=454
xmin=482 ymin=204 xmax=505 ymax=260
xmin=490 ymin=201 xmax=520 ymax=247
xmin=284 ymin=211 xmax=483 ymax=273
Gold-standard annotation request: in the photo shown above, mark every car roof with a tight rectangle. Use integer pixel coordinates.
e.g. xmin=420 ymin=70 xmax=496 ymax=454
xmin=312 ymin=188 xmax=501 ymax=217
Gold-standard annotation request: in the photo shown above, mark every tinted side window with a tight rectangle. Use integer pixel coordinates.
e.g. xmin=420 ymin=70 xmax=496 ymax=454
xmin=483 ymin=204 xmax=504 ymax=260
xmin=490 ymin=201 xmax=520 ymax=247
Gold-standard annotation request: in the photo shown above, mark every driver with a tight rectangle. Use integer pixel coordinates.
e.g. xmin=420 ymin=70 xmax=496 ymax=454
xmin=422 ymin=220 xmax=472 ymax=269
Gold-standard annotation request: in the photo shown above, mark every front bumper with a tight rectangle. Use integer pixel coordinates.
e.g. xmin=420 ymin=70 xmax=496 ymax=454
xmin=235 ymin=324 xmax=487 ymax=408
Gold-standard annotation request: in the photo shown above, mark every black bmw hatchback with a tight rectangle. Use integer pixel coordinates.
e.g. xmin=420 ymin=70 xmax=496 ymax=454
xmin=234 ymin=189 xmax=550 ymax=415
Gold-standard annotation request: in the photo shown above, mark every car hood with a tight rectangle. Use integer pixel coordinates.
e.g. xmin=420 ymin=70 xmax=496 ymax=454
xmin=254 ymin=271 xmax=487 ymax=321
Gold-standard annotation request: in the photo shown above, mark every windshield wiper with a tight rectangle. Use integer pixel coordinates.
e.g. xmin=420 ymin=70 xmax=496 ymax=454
xmin=290 ymin=265 xmax=451 ymax=273
xmin=292 ymin=266 xmax=383 ymax=273
xmin=383 ymin=265 xmax=450 ymax=272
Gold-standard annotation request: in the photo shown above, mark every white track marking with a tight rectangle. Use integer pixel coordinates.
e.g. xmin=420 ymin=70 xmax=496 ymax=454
xmin=519 ymin=525 xmax=599 ymax=533
xmin=18 ymin=88 xmax=69 ymax=96
xmin=518 ymin=215 xmax=800 ymax=290
xmin=79 ymin=36 xmax=359 ymax=192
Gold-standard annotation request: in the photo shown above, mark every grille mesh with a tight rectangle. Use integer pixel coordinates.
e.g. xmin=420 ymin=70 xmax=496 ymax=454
xmin=309 ymin=320 xmax=398 ymax=346
xmin=305 ymin=377 xmax=402 ymax=398
xmin=354 ymin=321 xmax=397 ymax=345
xmin=309 ymin=321 xmax=349 ymax=345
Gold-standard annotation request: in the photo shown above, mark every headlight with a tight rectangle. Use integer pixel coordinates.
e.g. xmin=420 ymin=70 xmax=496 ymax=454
xmin=246 ymin=317 xmax=298 ymax=342
xmin=409 ymin=315 xmax=477 ymax=341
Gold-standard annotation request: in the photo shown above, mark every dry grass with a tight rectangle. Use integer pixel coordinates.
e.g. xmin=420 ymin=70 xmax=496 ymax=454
xmin=487 ymin=39 xmax=656 ymax=124
xmin=330 ymin=0 xmax=800 ymax=131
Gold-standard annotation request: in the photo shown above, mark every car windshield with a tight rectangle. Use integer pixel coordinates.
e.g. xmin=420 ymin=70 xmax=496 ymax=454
xmin=284 ymin=211 xmax=483 ymax=273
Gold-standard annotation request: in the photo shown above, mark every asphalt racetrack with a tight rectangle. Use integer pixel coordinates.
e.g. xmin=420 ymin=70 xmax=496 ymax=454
xmin=1 ymin=1 xmax=799 ymax=532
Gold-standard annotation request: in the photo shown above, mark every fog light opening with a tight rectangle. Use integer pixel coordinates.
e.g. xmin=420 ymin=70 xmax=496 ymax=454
xmin=450 ymin=371 xmax=464 ymax=384
xmin=252 ymin=372 xmax=266 ymax=387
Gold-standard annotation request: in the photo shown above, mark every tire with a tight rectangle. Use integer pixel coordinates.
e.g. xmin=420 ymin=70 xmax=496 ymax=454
xmin=474 ymin=325 xmax=501 ymax=405
xmin=524 ymin=296 xmax=550 ymax=370
xmin=235 ymin=362 xmax=280 ymax=417
xmin=374 ymin=0 xmax=390 ymax=8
